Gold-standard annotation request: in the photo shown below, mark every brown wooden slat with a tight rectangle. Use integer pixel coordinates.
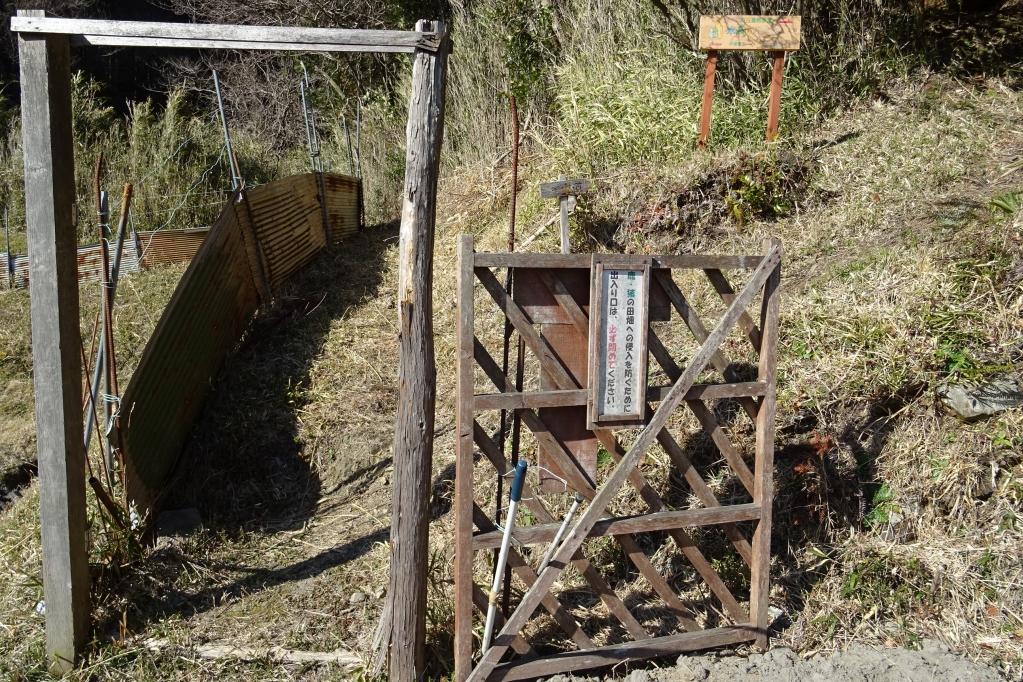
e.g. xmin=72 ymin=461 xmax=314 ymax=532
xmin=471 ymin=584 xmax=535 ymax=656
xmin=472 ymin=504 xmax=761 ymax=550
xmin=704 ymin=268 xmax=763 ymax=351
xmin=488 ymin=626 xmax=757 ymax=681
xmin=474 ymin=253 xmax=764 ymax=270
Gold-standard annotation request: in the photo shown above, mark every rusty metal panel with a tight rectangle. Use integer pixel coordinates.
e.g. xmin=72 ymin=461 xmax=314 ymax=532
xmin=137 ymin=228 xmax=210 ymax=267
xmin=119 ymin=172 xmax=362 ymax=511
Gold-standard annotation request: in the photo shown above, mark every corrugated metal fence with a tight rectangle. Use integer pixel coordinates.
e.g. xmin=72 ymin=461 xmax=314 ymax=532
xmin=120 ymin=172 xmax=361 ymax=510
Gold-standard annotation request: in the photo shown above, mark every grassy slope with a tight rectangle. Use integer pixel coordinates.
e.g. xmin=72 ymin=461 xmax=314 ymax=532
xmin=0 ymin=74 xmax=1021 ymax=680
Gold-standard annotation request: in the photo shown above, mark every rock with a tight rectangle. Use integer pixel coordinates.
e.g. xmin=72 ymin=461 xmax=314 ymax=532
xmin=154 ymin=507 xmax=201 ymax=548
xmin=938 ymin=374 xmax=1023 ymax=420
xmin=349 ymin=591 xmax=367 ymax=604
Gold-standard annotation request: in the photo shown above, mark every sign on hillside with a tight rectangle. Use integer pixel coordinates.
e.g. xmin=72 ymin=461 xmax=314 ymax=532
xmin=696 ymin=15 xmax=802 ymax=147
xmin=698 ymin=15 xmax=801 ymax=52
xmin=588 ymin=256 xmax=650 ymax=429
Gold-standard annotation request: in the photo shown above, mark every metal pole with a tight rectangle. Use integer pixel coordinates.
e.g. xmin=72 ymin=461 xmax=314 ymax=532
xmin=539 ymin=493 xmax=583 ymax=571
xmin=3 ymin=207 xmax=11 ymax=288
xmin=342 ymin=116 xmax=355 ymax=176
xmin=300 ymin=73 xmax=316 ymax=171
xmin=213 ymin=70 xmax=241 ymax=191
xmin=355 ymin=99 xmax=363 ymax=179
xmin=482 ymin=459 xmax=527 ymax=653
xmin=83 ymin=186 xmax=132 ymax=454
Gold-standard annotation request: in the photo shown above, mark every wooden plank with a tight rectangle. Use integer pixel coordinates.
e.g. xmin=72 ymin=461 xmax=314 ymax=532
xmin=9 ymin=16 xmax=443 ymax=53
xmin=697 ymin=50 xmax=717 ymax=149
xmin=698 ymin=15 xmax=801 ymax=51
xmin=490 ymin=626 xmax=757 ymax=681
xmin=474 ymin=381 xmax=766 ymax=411
xmin=454 ymin=235 xmax=475 ymax=682
xmin=766 ymin=51 xmax=785 ymax=141
xmin=704 ymin=268 xmax=763 ymax=351
xmin=468 ymin=246 xmax=782 ymax=681
xmin=472 ymin=504 xmax=761 ymax=550
xmin=512 ymin=267 xmax=671 ymax=324
xmin=540 ymin=177 xmax=590 ymax=198
xmin=475 ymin=253 xmax=763 ymax=270
xmin=751 ymin=239 xmax=781 ymax=649
xmin=537 ymin=323 xmax=597 ymax=492
xmin=17 ymin=11 xmax=89 ymax=673
xmin=377 ymin=21 xmax=448 ymax=680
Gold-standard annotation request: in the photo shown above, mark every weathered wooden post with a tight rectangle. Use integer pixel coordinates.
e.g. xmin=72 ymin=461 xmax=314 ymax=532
xmin=540 ymin=177 xmax=589 ymax=254
xmin=16 ymin=8 xmax=90 ymax=674
xmin=375 ymin=18 xmax=449 ymax=681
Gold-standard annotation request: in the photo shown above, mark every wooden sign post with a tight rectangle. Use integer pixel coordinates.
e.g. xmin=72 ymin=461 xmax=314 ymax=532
xmin=540 ymin=176 xmax=589 ymax=254
xmin=587 ymin=256 xmax=650 ymax=429
xmin=696 ymin=15 xmax=801 ymax=147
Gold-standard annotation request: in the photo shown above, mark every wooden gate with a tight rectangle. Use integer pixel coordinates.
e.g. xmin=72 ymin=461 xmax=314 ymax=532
xmin=454 ymin=235 xmax=782 ymax=680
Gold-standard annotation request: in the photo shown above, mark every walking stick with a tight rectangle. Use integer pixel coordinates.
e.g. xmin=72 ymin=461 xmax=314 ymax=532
xmin=482 ymin=459 xmax=528 ymax=652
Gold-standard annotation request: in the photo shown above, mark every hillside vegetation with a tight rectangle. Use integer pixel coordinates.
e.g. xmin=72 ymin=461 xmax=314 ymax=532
xmin=0 ymin=0 xmax=1021 ymax=680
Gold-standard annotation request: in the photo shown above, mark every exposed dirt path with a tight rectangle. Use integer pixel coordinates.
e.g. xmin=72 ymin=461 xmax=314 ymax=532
xmin=556 ymin=642 xmax=1004 ymax=681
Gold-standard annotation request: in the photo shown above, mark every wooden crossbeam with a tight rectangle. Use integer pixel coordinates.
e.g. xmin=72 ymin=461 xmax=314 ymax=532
xmin=488 ymin=626 xmax=757 ymax=681
xmin=474 ymin=381 xmax=766 ymax=411
xmin=653 ymin=270 xmax=759 ymax=421
xmin=471 ymin=585 xmax=535 ymax=656
xmin=473 ymin=253 xmax=763 ymax=270
xmin=9 ymin=16 xmax=443 ymax=53
xmin=704 ymin=268 xmax=763 ymax=351
xmin=472 ymin=504 xmax=760 ymax=549
xmin=468 ymin=246 xmax=781 ymax=681
xmin=686 ymin=400 xmax=755 ymax=495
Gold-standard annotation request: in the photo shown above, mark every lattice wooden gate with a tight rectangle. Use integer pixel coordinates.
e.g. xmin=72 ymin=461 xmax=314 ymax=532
xmin=454 ymin=234 xmax=782 ymax=681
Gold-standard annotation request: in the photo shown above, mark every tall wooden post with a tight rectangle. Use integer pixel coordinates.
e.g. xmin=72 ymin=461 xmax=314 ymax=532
xmin=376 ymin=19 xmax=449 ymax=682
xmin=17 ymin=9 xmax=90 ymax=674
xmin=765 ymin=51 xmax=785 ymax=142
xmin=751 ymin=238 xmax=781 ymax=648
xmin=697 ymin=50 xmax=718 ymax=149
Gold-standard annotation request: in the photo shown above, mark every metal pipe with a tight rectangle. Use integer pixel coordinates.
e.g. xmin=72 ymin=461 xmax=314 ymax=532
xmin=539 ymin=493 xmax=583 ymax=571
xmin=83 ymin=185 xmax=133 ymax=454
xmin=213 ymin=70 xmax=242 ymax=191
xmin=3 ymin=207 xmax=11 ymax=288
xmin=482 ymin=460 xmax=528 ymax=652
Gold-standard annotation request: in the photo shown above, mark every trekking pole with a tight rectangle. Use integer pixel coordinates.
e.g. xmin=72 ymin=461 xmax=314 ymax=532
xmin=482 ymin=459 xmax=528 ymax=652
xmin=538 ymin=492 xmax=583 ymax=572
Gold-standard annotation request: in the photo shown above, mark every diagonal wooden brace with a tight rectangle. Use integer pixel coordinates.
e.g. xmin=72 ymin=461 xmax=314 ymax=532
xmin=467 ymin=246 xmax=781 ymax=681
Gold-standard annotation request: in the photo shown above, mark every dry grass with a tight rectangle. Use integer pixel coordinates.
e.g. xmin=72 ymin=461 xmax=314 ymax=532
xmin=0 ymin=71 xmax=1021 ymax=680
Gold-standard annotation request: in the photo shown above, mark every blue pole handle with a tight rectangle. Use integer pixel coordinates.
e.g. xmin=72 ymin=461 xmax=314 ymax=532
xmin=509 ymin=460 xmax=528 ymax=503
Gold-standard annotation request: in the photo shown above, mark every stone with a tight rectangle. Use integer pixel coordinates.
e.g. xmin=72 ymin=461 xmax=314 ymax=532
xmin=938 ymin=374 xmax=1023 ymax=420
xmin=349 ymin=591 xmax=367 ymax=604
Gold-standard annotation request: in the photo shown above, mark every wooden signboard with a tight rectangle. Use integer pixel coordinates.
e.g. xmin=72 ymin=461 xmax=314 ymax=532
xmin=587 ymin=256 xmax=650 ymax=429
xmin=696 ymin=15 xmax=801 ymax=147
xmin=698 ymin=15 xmax=801 ymax=51
xmin=540 ymin=177 xmax=590 ymax=199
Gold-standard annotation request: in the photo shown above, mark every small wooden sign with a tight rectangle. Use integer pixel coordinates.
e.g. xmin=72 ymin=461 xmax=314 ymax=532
xmin=587 ymin=256 xmax=650 ymax=429
xmin=540 ymin=178 xmax=590 ymax=199
xmin=698 ymin=15 xmax=801 ymax=52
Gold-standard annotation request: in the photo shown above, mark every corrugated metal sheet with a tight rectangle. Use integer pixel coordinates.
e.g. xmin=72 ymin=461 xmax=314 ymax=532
xmin=6 ymin=235 xmax=142 ymax=289
xmin=120 ymin=172 xmax=361 ymax=510
xmin=137 ymin=228 xmax=210 ymax=267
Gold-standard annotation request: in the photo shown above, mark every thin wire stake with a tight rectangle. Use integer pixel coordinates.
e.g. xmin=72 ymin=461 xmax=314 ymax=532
xmin=213 ymin=70 xmax=242 ymax=191
xmin=539 ymin=493 xmax=583 ymax=571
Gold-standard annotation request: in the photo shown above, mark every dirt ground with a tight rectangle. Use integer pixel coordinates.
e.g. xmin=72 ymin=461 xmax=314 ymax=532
xmin=558 ymin=641 xmax=1004 ymax=681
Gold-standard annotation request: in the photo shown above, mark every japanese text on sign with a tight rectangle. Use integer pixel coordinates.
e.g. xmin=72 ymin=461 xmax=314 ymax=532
xmin=597 ymin=268 xmax=646 ymax=418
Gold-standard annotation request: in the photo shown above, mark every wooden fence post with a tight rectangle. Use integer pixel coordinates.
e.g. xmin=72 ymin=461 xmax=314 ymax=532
xmin=697 ymin=49 xmax=718 ymax=149
xmin=17 ymin=9 xmax=90 ymax=674
xmin=765 ymin=51 xmax=785 ymax=142
xmin=376 ymin=18 xmax=449 ymax=682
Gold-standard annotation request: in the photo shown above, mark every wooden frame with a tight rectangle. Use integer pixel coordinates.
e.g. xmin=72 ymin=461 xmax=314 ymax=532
xmin=454 ymin=235 xmax=783 ymax=681
xmin=695 ymin=15 xmax=801 ymax=147
xmin=586 ymin=255 xmax=650 ymax=429
xmin=12 ymin=10 xmax=448 ymax=677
